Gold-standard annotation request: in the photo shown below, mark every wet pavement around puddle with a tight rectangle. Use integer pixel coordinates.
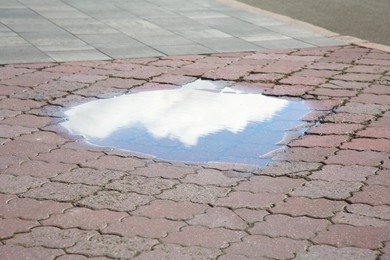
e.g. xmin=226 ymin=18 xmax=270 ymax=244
xmin=61 ymin=79 xmax=312 ymax=165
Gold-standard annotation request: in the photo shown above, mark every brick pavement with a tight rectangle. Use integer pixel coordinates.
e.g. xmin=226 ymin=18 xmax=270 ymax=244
xmin=0 ymin=44 xmax=389 ymax=259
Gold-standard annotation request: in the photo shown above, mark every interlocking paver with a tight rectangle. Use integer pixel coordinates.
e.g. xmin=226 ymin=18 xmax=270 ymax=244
xmin=313 ymin=224 xmax=390 ymax=249
xmin=0 ymin=8 xmax=389 ymax=258
xmin=249 ymin=214 xmax=330 ymax=239
xmin=225 ymin=235 xmax=308 ymax=259
xmin=298 ymin=245 xmax=378 ymax=260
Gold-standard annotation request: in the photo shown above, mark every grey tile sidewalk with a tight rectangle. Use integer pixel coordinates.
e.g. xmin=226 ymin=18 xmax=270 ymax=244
xmin=0 ymin=0 xmax=347 ymax=64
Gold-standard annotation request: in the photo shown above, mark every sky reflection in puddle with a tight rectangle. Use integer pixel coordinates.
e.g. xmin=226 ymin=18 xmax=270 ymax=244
xmin=61 ymin=79 xmax=311 ymax=165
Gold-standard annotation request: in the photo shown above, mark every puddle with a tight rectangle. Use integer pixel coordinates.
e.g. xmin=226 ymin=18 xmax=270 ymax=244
xmin=61 ymin=79 xmax=311 ymax=165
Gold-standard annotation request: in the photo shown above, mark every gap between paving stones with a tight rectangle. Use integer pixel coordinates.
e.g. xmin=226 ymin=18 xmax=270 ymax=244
xmin=1 ymin=45 xmax=390 ymax=259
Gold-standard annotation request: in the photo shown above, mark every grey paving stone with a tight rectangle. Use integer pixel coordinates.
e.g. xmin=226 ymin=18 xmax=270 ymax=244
xmin=0 ymin=46 xmax=53 ymax=64
xmin=254 ymin=39 xmax=316 ymax=50
xmin=153 ymin=44 xmax=215 ymax=56
xmin=97 ymin=46 xmax=164 ymax=59
xmin=0 ymin=36 xmax=30 ymax=47
xmin=299 ymin=37 xmax=348 ymax=47
xmin=45 ymin=49 xmax=111 ymax=62
xmin=194 ymin=37 xmax=266 ymax=52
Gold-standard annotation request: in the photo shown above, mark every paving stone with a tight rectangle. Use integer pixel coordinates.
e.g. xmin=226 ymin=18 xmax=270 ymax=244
xmin=236 ymin=175 xmax=304 ymax=193
xmin=0 ymin=155 xmax=25 ymax=170
xmin=82 ymin=155 xmax=145 ymax=171
xmin=290 ymin=180 xmax=362 ymax=199
xmin=224 ymin=235 xmax=308 ymax=259
xmin=101 ymin=216 xmax=185 ymax=238
xmin=22 ymin=182 xmax=99 ymax=202
xmin=0 ymin=218 xmax=40 ymax=239
xmin=42 ymin=207 xmax=129 ymax=230
xmin=262 ymin=84 xmax=313 ymax=97
xmin=0 ymin=124 xmax=35 ymax=138
xmin=346 ymin=204 xmax=390 ymax=221
xmin=132 ymin=200 xmax=209 ymax=220
xmin=0 ymin=174 xmax=47 ymax=194
xmin=309 ymin=165 xmax=377 ymax=182
xmin=298 ymin=245 xmax=378 ymax=260
xmin=270 ymin=196 xmax=347 ymax=218
xmin=56 ymin=255 xmax=107 ymax=260
xmin=0 ymin=140 xmax=55 ymax=158
xmin=77 ymin=191 xmax=153 ymax=211
xmin=332 ymin=212 xmax=389 ymax=227
xmin=260 ymin=161 xmax=322 ymax=177
xmin=214 ymin=191 xmax=285 ymax=209
xmin=324 ymin=112 xmax=375 ymax=124
xmin=106 ymin=175 xmax=178 ymax=195
xmin=18 ymin=131 xmax=68 ymax=145
xmin=234 ymin=208 xmax=269 ymax=224
xmin=357 ymin=127 xmax=390 ymax=139
xmin=0 ymin=245 xmax=64 ymax=260
xmin=7 ymin=226 xmax=95 ymax=248
xmin=59 ymin=74 xmax=107 ymax=83
xmin=182 ymin=169 xmax=244 ymax=187
xmin=313 ymin=224 xmax=390 ymax=249
xmin=151 ymin=74 xmax=196 ymax=85
xmin=157 ymin=183 xmax=230 ymax=204
xmin=366 ymin=170 xmax=390 ymax=187
xmin=162 ymin=226 xmax=245 ymax=248
xmin=289 ymin=134 xmax=347 ymax=148
xmin=349 ymin=185 xmax=390 ymax=205
xmin=188 ymin=207 xmax=247 ymax=230
xmin=279 ymin=75 xmax=326 ymax=86
xmin=135 ymin=244 xmax=222 ymax=260
xmin=0 ymin=98 xmax=42 ymax=112
xmin=68 ymin=234 xmax=157 ymax=259
xmin=307 ymin=123 xmax=363 ymax=135
xmin=341 ymin=138 xmax=390 ymax=152
xmin=249 ymin=214 xmax=330 ymax=239
xmin=273 ymin=147 xmax=338 ymax=163
xmin=4 ymin=160 xmax=76 ymax=178
xmin=326 ymin=150 xmax=388 ymax=166
xmin=1 ymin=72 xmax=62 ymax=87
xmin=35 ymin=148 xmax=102 ymax=164
xmin=0 ymin=196 xmax=71 ymax=220
xmin=2 ymin=114 xmax=52 ymax=128
xmin=53 ymin=167 xmax=125 ymax=185
xmin=336 ymin=103 xmax=386 ymax=115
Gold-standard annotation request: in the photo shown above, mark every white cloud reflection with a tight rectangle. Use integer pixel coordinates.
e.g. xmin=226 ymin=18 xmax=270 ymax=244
xmin=61 ymin=79 xmax=289 ymax=147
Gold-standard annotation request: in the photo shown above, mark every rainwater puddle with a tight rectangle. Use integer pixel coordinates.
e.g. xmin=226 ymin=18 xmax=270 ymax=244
xmin=61 ymin=79 xmax=312 ymax=166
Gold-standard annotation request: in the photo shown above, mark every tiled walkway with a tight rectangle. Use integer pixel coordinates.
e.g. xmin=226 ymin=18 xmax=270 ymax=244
xmin=1 ymin=0 xmax=390 ymax=259
xmin=0 ymin=0 xmax=345 ymax=63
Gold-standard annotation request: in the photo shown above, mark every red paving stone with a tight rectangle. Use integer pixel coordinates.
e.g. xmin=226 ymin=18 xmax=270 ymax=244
xmin=1 ymin=45 xmax=389 ymax=259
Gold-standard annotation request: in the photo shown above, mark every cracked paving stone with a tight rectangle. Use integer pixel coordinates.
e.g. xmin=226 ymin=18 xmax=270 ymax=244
xmin=106 ymin=175 xmax=178 ymax=195
xmin=77 ymin=190 xmax=154 ymax=211
xmin=309 ymin=165 xmax=377 ymax=182
xmin=270 ymin=197 xmax=347 ymax=218
xmin=156 ymin=183 xmax=230 ymax=204
xmin=130 ymin=163 xmax=196 ymax=179
xmin=313 ymin=224 xmax=390 ymax=249
xmin=132 ymin=200 xmax=210 ymax=220
xmin=0 ymin=245 xmax=64 ymax=260
xmin=52 ymin=168 xmax=126 ymax=186
xmin=162 ymin=226 xmax=245 ymax=248
xmin=249 ymin=214 xmax=330 ymax=239
xmin=67 ymin=234 xmax=159 ymax=259
xmin=290 ymin=180 xmax=363 ymax=199
xmin=0 ymin=124 xmax=35 ymax=138
xmin=42 ymin=207 xmax=129 ymax=230
xmin=187 ymin=207 xmax=247 ymax=230
xmin=134 ymin=244 xmax=222 ymax=260
xmin=0 ymin=174 xmax=47 ymax=194
xmin=0 ymin=195 xmax=72 ymax=220
xmin=224 ymin=235 xmax=308 ymax=259
xmin=234 ymin=208 xmax=269 ymax=223
xmin=101 ymin=216 xmax=186 ymax=238
xmin=22 ymin=182 xmax=100 ymax=202
xmin=298 ymin=245 xmax=378 ymax=260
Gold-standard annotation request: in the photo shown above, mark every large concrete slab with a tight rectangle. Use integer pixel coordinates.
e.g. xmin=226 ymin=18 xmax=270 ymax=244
xmin=0 ymin=0 xmax=347 ymax=63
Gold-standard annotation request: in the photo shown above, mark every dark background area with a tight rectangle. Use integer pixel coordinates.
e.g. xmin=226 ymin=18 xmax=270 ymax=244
xmin=236 ymin=0 xmax=390 ymax=46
